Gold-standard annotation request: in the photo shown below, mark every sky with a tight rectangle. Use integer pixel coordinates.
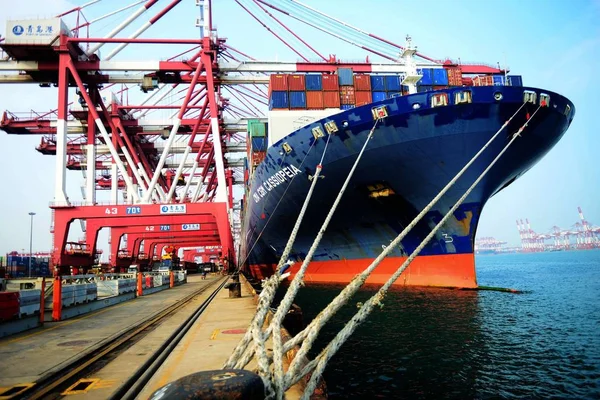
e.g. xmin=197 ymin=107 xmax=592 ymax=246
xmin=0 ymin=0 xmax=598 ymax=257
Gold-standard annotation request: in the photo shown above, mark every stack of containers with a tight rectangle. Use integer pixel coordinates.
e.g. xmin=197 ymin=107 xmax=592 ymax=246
xmin=446 ymin=67 xmax=463 ymax=86
xmin=432 ymin=68 xmax=449 ymax=90
xmin=384 ymin=75 xmax=402 ymax=98
xmin=322 ymin=74 xmax=340 ymax=108
xmin=417 ymin=68 xmax=434 ymax=92
xmin=338 ymin=68 xmax=355 ymax=110
xmin=306 ymin=74 xmax=324 ymax=109
xmin=269 ymin=74 xmax=289 ymax=110
xmin=247 ymin=119 xmax=267 ymax=168
xmin=354 ymin=74 xmax=372 ymax=106
xmin=288 ymin=74 xmax=307 ymax=109
xmin=370 ymin=75 xmax=386 ymax=102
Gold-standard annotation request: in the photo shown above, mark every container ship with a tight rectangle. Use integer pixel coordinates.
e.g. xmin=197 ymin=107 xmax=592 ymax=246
xmin=239 ymin=52 xmax=575 ymax=288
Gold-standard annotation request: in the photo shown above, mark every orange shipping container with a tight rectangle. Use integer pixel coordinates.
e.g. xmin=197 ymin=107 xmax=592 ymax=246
xmin=340 ymin=86 xmax=355 ymax=105
xmin=323 ymin=91 xmax=341 ymax=108
xmin=354 ymin=74 xmax=371 ymax=91
xmin=322 ymin=74 xmax=339 ymax=91
xmin=287 ymin=74 xmax=306 ymax=90
xmin=355 ymin=91 xmax=372 ymax=106
xmin=269 ymin=74 xmax=288 ymax=91
xmin=306 ymin=91 xmax=324 ymax=109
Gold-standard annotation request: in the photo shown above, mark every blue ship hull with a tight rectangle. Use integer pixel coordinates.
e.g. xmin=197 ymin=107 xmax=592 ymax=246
xmin=241 ymin=86 xmax=574 ymax=287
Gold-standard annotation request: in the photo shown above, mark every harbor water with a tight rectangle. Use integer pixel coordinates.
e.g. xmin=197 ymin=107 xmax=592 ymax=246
xmin=292 ymin=250 xmax=600 ymax=399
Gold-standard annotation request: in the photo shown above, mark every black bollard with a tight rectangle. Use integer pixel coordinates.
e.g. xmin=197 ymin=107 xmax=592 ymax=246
xmin=226 ymin=281 xmax=242 ymax=298
xmin=149 ymin=369 xmax=264 ymax=400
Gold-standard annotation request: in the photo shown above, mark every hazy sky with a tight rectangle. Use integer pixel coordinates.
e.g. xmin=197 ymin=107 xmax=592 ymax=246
xmin=0 ymin=0 xmax=598 ymax=257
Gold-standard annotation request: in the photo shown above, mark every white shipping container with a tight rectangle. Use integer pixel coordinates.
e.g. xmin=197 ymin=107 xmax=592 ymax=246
xmin=5 ymin=18 xmax=71 ymax=46
xmin=267 ymin=109 xmax=342 ymax=147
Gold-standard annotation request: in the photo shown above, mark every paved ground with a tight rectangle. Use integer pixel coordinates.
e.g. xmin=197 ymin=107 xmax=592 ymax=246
xmin=0 ymin=275 xmax=219 ymax=391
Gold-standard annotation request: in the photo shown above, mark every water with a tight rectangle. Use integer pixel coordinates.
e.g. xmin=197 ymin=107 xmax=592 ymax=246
xmin=291 ymin=250 xmax=600 ymax=399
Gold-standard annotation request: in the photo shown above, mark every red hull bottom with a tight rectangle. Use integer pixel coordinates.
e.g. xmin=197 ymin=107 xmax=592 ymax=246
xmin=248 ymin=253 xmax=477 ymax=288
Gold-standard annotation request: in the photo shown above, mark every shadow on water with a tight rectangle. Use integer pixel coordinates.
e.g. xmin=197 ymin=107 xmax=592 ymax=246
xmin=285 ymin=285 xmax=483 ymax=399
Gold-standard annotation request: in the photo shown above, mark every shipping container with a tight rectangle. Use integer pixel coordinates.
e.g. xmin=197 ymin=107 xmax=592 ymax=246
xmin=251 ymin=137 xmax=267 ymax=152
xmin=354 ymin=74 xmax=371 ymax=91
xmin=270 ymin=91 xmax=289 ymax=109
xmin=340 ymin=104 xmax=355 ymax=110
xmin=446 ymin=67 xmax=463 ymax=86
xmin=493 ymin=75 xmax=505 ymax=85
xmin=418 ymin=68 xmax=433 ymax=85
xmin=322 ymin=74 xmax=339 ymax=91
xmin=269 ymin=74 xmax=288 ymax=91
xmin=372 ymin=91 xmax=387 ymax=102
xmin=305 ymin=74 xmax=322 ymax=91
xmin=306 ymin=91 xmax=324 ymax=109
xmin=337 ymin=68 xmax=354 ymax=85
xmin=252 ymin=151 xmax=267 ymax=166
xmin=433 ymin=86 xmax=447 ymax=90
xmin=507 ymin=75 xmax=523 ymax=86
xmin=287 ymin=74 xmax=306 ymax=91
xmin=248 ymin=119 xmax=266 ymax=137
xmin=370 ymin=75 xmax=385 ymax=91
xmin=289 ymin=91 xmax=307 ymax=109
xmin=462 ymin=77 xmax=474 ymax=86
xmin=339 ymin=86 xmax=355 ymax=105
xmin=384 ymin=75 xmax=401 ymax=91
xmin=473 ymin=75 xmax=493 ymax=86
xmin=355 ymin=90 xmax=372 ymax=106
xmin=323 ymin=91 xmax=341 ymax=108
xmin=433 ymin=69 xmax=449 ymax=85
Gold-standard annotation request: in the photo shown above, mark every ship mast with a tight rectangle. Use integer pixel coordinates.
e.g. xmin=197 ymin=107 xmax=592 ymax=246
xmin=399 ymin=35 xmax=421 ymax=94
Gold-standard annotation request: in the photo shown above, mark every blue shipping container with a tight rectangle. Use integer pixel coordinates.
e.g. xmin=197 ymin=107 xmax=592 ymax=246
xmin=507 ymin=75 xmax=523 ymax=86
xmin=340 ymin=104 xmax=355 ymax=110
xmin=270 ymin=91 xmax=289 ymax=109
xmin=370 ymin=76 xmax=385 ymax=91
xmin=337 ymin=68 xmax=354 ymax=85
xmin=384 ymin=75 xmax=401 ymax=91
xmin=305 ymin=74 xmax=322 ymax=91
xmin=493 ymin=75 xmax=505 ymax=85
xmin=372 ymin=91 xmax=387 ymax=102
xmin=418 ymin=68 xmax=433 ymax=85
xmin=432 ymin=69 xmax=449 ymax=85
xmin=252 ymin=137 xmax=267 ymax=152
xmin=289 ymin=91 xmax=307 ymax=108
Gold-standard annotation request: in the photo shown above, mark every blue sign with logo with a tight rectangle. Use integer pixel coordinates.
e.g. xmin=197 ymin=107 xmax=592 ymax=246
xmin=182 ymin=223 xmax=200 ymax=231
xmin=160 ymin=204 xmax=187 ymax=214
xmin=12 ymin=25 xmax=24 ymax=35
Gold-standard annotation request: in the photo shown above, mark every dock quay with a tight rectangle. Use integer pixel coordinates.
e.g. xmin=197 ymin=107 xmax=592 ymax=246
xmin=0 ymin=274 xmax=312 ymax=399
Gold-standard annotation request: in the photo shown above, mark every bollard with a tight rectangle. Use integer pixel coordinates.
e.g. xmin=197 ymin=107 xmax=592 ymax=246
xmin=225 ymin=281 xmax=241 ymax=298
xmin=39 ymin=277 xmax=46 ymax=325
xmin=137 ymin=272 xmax=143 ymax=297
xmin=52 ymin=276 xmax=62 ymax=322
xmin=149 ymin=370 xmax=264 ymax=400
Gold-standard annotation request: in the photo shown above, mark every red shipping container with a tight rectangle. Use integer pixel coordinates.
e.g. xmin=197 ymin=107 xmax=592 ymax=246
xmin=355 ymin=90 xmax=372 ymax=106
xmin=323 ymin=91 xmax=341 ymax=108
xmin=145 ymin=276 xmax=153 ymax=288
xmin=0 ymin=292 xmax=20 ymax=321
xmin=354 ymin=74 xmax=371 ymax=91
xmin=269 ymin=74 xmax=288 ymax=91
xmin=306 ymin=91 xmax=324 ymax=109
xmin=287 ymin=74 xmax=306 ymax=91
xmin=252 ymin=151 xmax=266 ymax=165
xmin=321 ymin=74 xmax=339 ymax=91
xmin=473 ymin=75 xmax=493 ymax=86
